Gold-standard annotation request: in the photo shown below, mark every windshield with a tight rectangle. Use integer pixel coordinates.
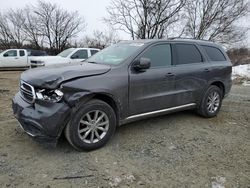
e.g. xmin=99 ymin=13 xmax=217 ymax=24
xmin=87 ymin=43 xmax=144 ymax=65
xmin=57 ymin=48 xmax=75 ymax=58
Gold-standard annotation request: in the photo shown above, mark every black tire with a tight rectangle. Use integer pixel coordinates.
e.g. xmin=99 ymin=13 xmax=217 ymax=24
xmin=65 ymin=99 xmax=116 ymax=151
xmin=197 ymin=85 xmax=223 ymax=118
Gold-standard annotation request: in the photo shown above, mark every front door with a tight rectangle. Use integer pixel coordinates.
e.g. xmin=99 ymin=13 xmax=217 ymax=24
xmin=70 ymin=49 xmax=89 ymax=63
xmin=1 ymin=50 xmax=19 ymax=67
xmin=129 ymin=43 xmax=176 ymax=116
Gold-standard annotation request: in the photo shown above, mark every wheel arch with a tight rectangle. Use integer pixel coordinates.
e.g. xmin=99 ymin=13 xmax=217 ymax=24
xmin=59 ymin=91 xmax=121 ymax=138
xmin=91 ymin=93 xmax=120 ymax=123
xmin=210 ymin=81 xmax=225 ymax=98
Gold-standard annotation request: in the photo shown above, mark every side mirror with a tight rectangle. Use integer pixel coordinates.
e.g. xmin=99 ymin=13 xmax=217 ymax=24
xmin=3 ymin=53 xmax=9 ymax=57
xmin=133 ymin=58 xmax=151 ymax=71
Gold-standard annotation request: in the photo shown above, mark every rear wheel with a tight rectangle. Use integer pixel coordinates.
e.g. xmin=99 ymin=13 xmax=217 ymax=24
xmin=65 ymin=99 xmax=116 ymax=151
xmin=197 ymin=85 xmax=222 ymax=118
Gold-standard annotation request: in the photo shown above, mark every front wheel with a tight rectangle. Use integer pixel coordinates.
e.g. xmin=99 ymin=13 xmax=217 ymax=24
xmin=65 ymin=99 xmax=116 ymax=151
xmin=197 ymin=85 xmax=222 ymax=118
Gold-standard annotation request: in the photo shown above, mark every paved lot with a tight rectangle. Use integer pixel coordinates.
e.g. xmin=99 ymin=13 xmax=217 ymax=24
xmin=0 ymin=71 xmax=249 ymax=188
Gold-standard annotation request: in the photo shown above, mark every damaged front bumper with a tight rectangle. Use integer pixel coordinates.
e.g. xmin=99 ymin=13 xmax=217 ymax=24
xmin=12 ymin=92 xmax=72 ymax=146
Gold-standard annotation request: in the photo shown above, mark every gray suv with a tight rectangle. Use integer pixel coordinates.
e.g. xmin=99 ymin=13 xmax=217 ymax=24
xmin=12 ymin=39 xmax=232 ymax=151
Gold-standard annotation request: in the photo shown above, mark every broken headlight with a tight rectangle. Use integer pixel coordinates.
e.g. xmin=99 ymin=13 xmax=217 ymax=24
xmin=36 ymin=89 xmax=63 ymax=102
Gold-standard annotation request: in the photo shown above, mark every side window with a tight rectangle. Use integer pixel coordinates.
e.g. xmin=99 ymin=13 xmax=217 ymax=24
xmin=71 ymin=50 xmax=88 ymax=59
xmin=202 ymin=45 xmax=226 ymax=61
xmin=19 ymin=50 xmax=25 ymax=57
xmin=3 ymin=50 xmax=17 ymax=57
xmin=175 ymin=44 xmax=203 ymax=65
xmin=141 ymin=44 xmax=172 ymax=67
xmin=90 ymin=50 xmax=99 ymax=56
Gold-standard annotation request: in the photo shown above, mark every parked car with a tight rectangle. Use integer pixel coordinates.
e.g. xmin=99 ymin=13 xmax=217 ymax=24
xmin=30 ymin=48 xmax=100 ymax=67
xmin=0 ymin=49 xmax=47 ymax=69
xmin=12 ymin=39 xmax=232 ymax=151
xmin=27 ymin=49 xmax=48 ymax=56
xmin=0 ymin=49 xmax=30 ymax=69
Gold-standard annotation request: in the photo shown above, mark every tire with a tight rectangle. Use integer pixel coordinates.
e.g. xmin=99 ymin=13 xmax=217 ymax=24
xmin=197 ymin=85 xmax=222 ymax=118
xmin=65 ymin=99 xmax=116 ymax=151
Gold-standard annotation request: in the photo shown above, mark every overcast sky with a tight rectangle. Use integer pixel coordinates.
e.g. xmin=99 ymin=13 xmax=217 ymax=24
xmin=0 ymin=0 xmax=249 ymax=46
xmin=0 ymin=0 xmax=124 ymax=38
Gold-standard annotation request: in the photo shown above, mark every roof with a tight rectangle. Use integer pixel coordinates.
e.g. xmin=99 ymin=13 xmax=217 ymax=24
xmin=120 ymin=38 xmax=218 ymax=46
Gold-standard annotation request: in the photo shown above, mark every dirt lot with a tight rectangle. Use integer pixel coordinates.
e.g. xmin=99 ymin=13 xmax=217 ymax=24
xmin=0 ymin=71 xmax=249 ymax=188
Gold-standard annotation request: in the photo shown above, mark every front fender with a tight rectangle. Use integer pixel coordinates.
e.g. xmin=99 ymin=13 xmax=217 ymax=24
xmin=62 ymin=88 xmax=93 ymax=107
xmin=61 ymin=87 xmax=123 ymax=122
xmin=62 ymin=87 xmax=121 ymax=110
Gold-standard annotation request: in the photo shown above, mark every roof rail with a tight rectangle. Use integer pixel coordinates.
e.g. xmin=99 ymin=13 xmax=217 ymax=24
xmin=168 ymin=37 xmax=214 ymax=43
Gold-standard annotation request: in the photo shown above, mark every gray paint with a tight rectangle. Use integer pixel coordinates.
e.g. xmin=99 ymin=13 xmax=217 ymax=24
xmin=12 ymin=39 xmax=232 ymax=145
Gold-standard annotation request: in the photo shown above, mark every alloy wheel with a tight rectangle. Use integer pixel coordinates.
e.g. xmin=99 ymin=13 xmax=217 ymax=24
xmin=207 ymin=91 xmax=220 ymax=113
xmin=78 ymin=110 xmax=109 ymax=144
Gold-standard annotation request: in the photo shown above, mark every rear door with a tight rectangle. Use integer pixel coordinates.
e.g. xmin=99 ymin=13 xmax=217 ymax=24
xmin=18 ymin=50 xmax=28 ymax=67
xmin=129 ymin=43 xmax=177 ymax=115
xmin=171 ymin=43 xmax=208 ymax=105
xmin=201 ymin=45 xmax=230 ymax=77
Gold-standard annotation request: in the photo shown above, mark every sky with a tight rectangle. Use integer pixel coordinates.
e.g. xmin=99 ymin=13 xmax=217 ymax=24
xmin=0 ymin=0 xmax=249 ymax=46
xmin=0 ymin=0 xmax=128 ymax=39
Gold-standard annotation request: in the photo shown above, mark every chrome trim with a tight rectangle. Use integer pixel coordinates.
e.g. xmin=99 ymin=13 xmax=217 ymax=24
xmin=18 ymin=123 xmax=36 ymax=137
xmin=126 ymin=103 xmax=196 ymax=120
xmin=20 ymin=80 xmax=36 ymax=103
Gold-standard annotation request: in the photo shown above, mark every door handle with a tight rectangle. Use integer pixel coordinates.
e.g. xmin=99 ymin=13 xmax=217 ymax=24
xmin=15 ymin=57 xmax=19 ymax=59
xmin=165 ymin=72 xmax=175 ymax=77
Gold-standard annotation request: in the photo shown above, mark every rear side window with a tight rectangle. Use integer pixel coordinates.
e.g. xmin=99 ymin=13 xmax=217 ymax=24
xmin=175 ymin=44 xmax=203 ymax=65
xmin=19 ymin=50 xmax=25 ymax=56
xmin=202 ymin=45 xmax=226 ymax=61
xmin=90 ymin=50 xmax=99 ymax=56
xmin=141 ymin=44 xmax=172 ymax=67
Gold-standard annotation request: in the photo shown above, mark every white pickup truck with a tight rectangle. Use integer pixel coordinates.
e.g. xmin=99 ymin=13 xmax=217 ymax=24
xmin=0 ymin=49 xmax=47 ymax=69
xmin=0 ymin=49 xmax=30 ymax=69
xmin=30 ymin=48 xmax=100 ymax=67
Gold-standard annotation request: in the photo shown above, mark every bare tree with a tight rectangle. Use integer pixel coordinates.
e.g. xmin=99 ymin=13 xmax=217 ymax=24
xmin=80 ymin=29 xmax=120 ymax=49
xmin=182 ymin=0 xmax=249 ymax=45
xmin=0 ymin=9 xmax=26 ymax=48
xmin=0 ymin=1 xmax=86 ymax=51
xmin=22 ymin=6 xmax=44 ymax=49
xmin=33 ymin=0 xmax=85 ymax=53
xmin=104 ymin=0 xmax=185 ymax=39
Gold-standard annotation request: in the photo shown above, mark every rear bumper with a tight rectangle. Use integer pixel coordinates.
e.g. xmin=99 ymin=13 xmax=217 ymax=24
xmin=12 ymin=92 xmax=71 ymax=146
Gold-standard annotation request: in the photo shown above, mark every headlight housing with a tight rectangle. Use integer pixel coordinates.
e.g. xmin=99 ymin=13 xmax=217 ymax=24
xmin=36 ymin=89 xmax=63 ymax=102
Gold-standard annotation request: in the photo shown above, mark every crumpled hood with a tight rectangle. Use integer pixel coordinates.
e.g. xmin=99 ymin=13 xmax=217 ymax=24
xmin=21 ymin=62 xmax=111 ymax=89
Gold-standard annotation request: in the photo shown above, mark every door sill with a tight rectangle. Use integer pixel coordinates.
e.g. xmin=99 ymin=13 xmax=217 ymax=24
xmin=126 ymin=103 xmax=196 ymax=120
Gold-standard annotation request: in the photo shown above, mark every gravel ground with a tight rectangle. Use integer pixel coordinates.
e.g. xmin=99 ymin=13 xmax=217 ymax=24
xmin=0 ymin=71 xmax=249 ymax=188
